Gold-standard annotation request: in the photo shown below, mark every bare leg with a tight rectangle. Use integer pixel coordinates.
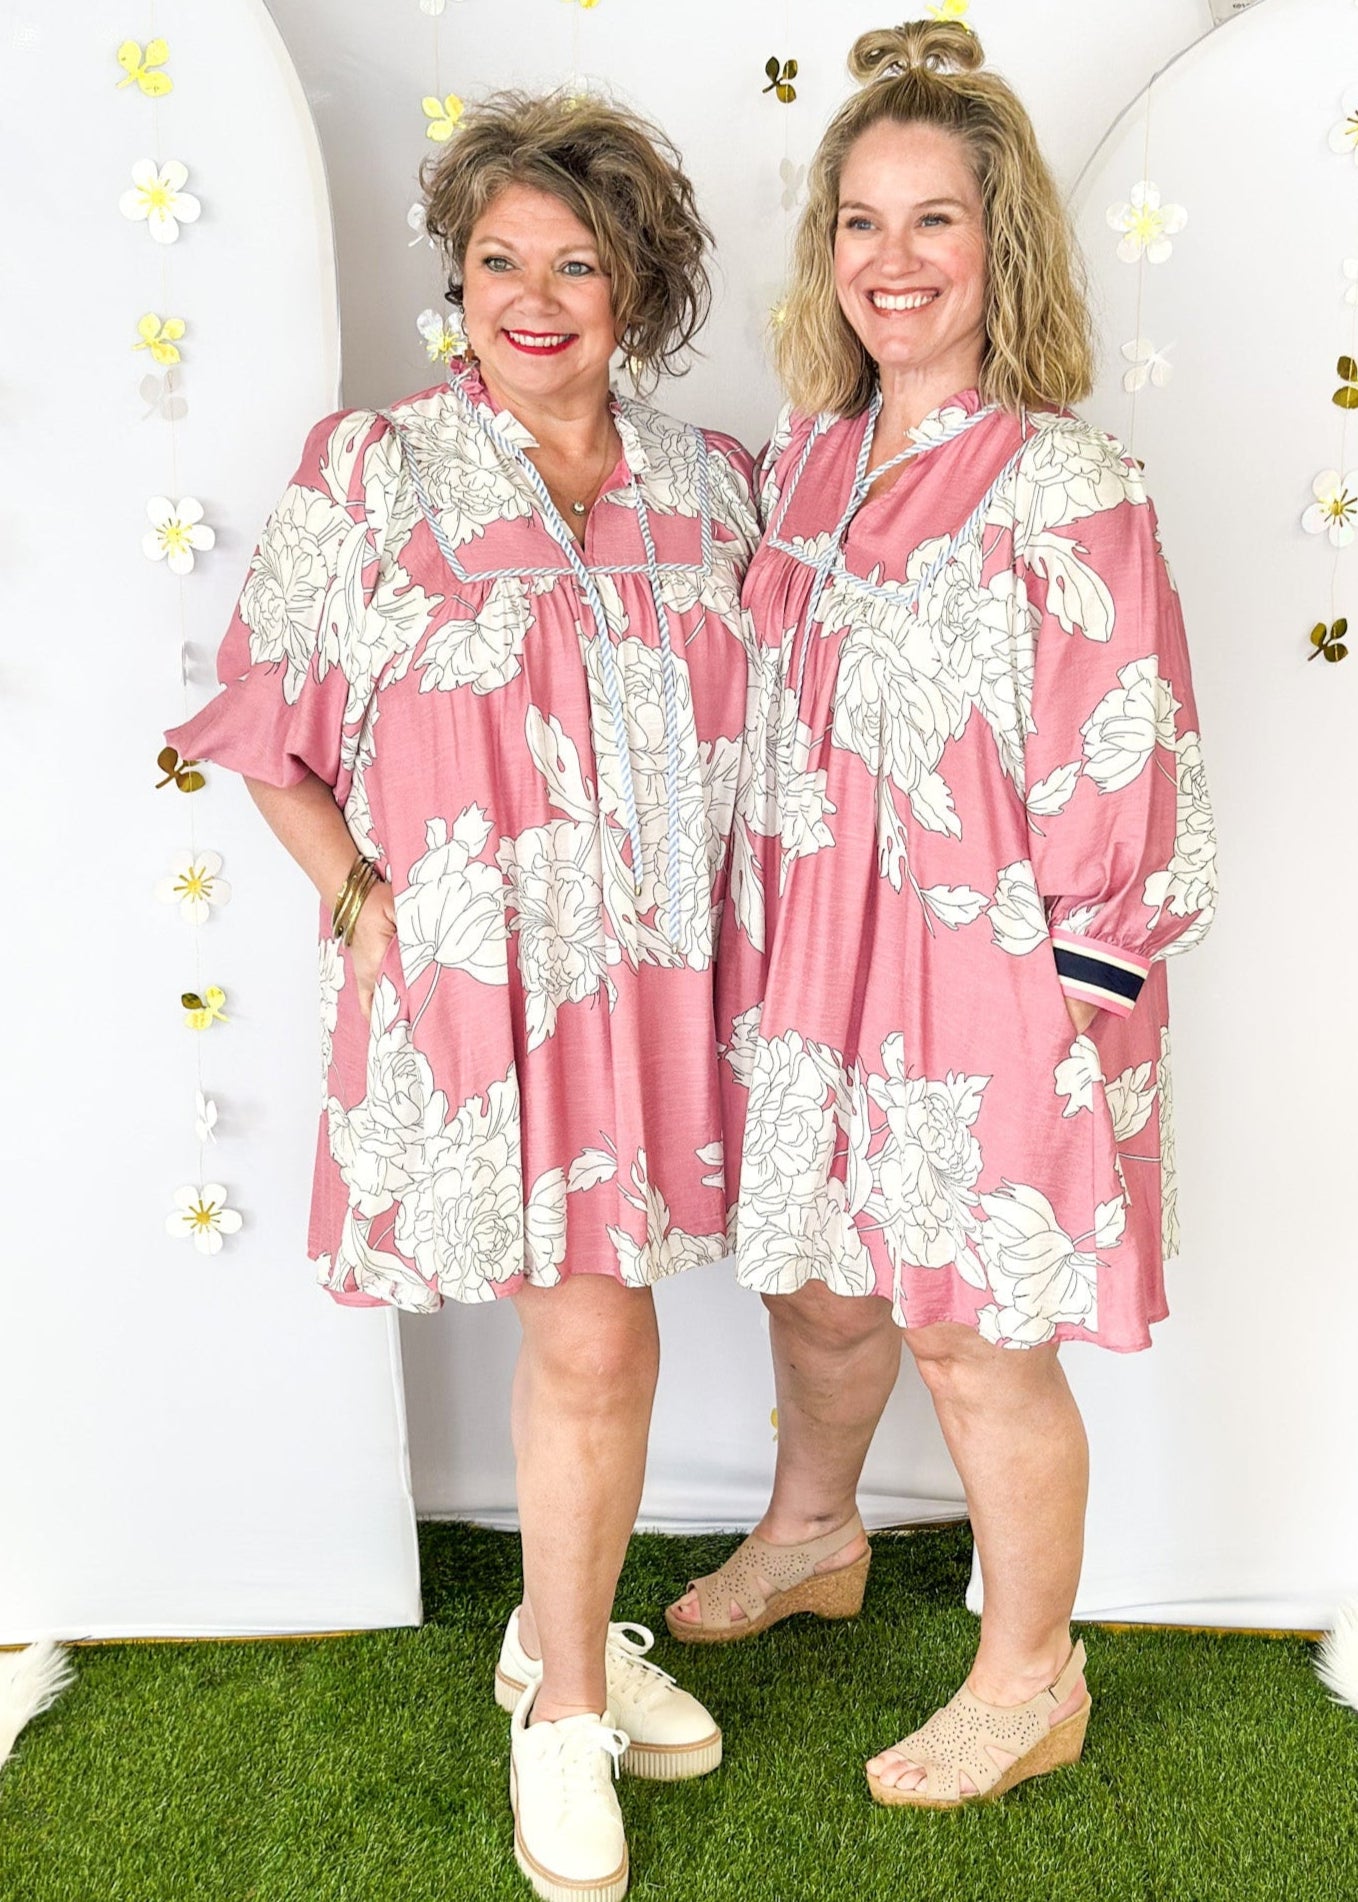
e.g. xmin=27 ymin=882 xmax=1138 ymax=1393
xmin=512 ymin=1274 xmax=660 ymax=1723
xmin=867 ymin=1324 xmax=1089 ymax=1793
xmin=671 ymin=1281 xmax=900 ymax=1623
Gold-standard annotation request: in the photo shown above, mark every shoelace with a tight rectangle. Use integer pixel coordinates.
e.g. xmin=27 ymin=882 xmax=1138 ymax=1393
xmin=548 ymin=1719 xmax=629 ymax=1807
xmin=606 ymin=1622 xmax=680 ymax=1713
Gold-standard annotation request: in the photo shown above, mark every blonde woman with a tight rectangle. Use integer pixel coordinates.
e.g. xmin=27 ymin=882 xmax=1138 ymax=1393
xmin=167 ymin=91 xmax=757 ymax=1902
xmin=669 ymin=21 xmax=1216 ymax=1808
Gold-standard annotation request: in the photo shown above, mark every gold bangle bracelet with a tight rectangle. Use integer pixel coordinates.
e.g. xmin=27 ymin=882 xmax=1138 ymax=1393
xmin=331 ymin=855 xmax=379 ymax=944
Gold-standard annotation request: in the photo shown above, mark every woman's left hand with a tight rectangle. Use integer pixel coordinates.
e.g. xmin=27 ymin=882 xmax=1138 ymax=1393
xmin=1065 ymin=997 xmax=1100 ymax=1037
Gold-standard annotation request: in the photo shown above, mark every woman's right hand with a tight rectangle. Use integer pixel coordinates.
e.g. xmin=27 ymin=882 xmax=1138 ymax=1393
xmin=348 ymin=881 xmax=398 ymax=1022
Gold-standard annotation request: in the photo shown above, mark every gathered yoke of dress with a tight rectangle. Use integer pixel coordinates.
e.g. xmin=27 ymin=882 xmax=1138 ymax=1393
xmin=166 ymin=367 xmax=758 ymax=1313
xmin=719 ymin=387 xmax=1217 ymax=1354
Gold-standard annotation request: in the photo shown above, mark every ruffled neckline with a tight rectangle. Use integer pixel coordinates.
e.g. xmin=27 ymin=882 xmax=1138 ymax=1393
xmin=448 ymin=361 xmax=649 ymax=482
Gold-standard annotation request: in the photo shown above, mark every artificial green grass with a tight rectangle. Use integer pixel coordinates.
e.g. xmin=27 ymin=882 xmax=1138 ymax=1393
xmin=0 ymin=1522 xmax=1353 ymax=1902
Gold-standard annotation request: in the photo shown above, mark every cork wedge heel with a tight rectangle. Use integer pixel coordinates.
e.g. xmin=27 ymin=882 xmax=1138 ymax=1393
xmin=866 ymin=1639 xmax=1090 ymax=1809
xmin=664 ymin=1514 xmax=870 ymax=1645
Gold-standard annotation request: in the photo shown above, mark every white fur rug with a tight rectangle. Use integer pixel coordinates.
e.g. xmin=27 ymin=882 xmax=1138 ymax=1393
xmin=1317 ymin=1600 xmax=1358 ymax=1713
xmin=0 ymin=1644 xmax=75 ymax=1773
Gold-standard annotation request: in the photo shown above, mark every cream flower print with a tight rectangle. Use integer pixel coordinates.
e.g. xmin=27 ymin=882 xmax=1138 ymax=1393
xmin=155 ymin=850 xmax=232 ymax=924
xmin=422 ymin=92 xmax=464 ymax=142
xmin=166 ymin=1183 xmax=242 ymax=1256
xmin=417 ymin=307 xmax=465 ymax=365
xmin=143 ymin=496 xmax=215 ymax=575
xmin=134 ymin=313 xmax=185 ymax=365
xmin=1054 ymin=1035 xmax=1102 ymax=1117
xmin=1120 ymin=338 xmax=1173 ymax=394
xmin=1081 ymin=657 xmax=1179 ymax=793
xmin=1302 ymin=470 xmax=1358 ymax=548
xmin=986 ymin=861 xmax=1047 ymax=956
xmin=1106 ymin=182 xmax=1187 ymax=265
xmin=1329 ymin=86 xmax=1358 ymax=161
xmin=975 ymin=1182 xmax=1099 ymax=1346
xmin=119 ymin=159 xmax=201 ymax=244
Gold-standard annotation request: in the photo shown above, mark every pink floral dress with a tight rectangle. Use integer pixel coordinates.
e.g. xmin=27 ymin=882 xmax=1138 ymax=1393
xmin=719 ymin=390 xmax=1217 ymax=1352
xmin=167 ymin=368 xmax=757 ymax=1312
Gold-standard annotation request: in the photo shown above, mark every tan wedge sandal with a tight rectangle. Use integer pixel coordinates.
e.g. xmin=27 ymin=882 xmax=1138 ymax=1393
xmin=663 ymin=1513 xmax=870 ymax=1645
xmin=866 ymin=1639 xmax=1090 ymax=1809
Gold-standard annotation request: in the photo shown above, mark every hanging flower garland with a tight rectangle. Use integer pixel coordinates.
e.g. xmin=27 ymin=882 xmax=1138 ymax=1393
xmin=1302 ymin=82 xmax=1358 ymax=664
xmin=118 ymin=23 xmax=245 ymax=1254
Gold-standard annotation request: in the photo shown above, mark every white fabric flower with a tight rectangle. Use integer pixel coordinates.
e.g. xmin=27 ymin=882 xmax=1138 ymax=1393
xmin=143 ymin=496 xmax=215 ymax=575
xmin=1120 ymin=337 xmax=1174 ymax=393
xmin=1302 ymin=470 xmax=1358 ymax=548
xmin=154 ymin=850 xmax=231 ymax=924
xmin=119 ymin=159 xmax=201 ymax=244
xmin=417 ymin=307 xmax=465 ymax=365
xmin=1105 ymin=182 xmax=1187 ymax=264
xmin=166 ymin=1183 xmax=242 ymax=1255
xmin=194 ymin=1091 xmax=218 ymax=1144
xmin=1329 ymin=87 xmax=1358 ymax=161
xmin=1343 ymin=259 xmax=1358 ymax=306
xmin=406 ymin=201 xmax=434 ymax=248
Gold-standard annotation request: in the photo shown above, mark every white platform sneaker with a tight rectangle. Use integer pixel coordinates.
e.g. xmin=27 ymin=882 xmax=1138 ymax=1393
xmin=495 ymin=1610 xmax=722 ymax=1780
xmin=509 ymin=1681 xmax=630 ymax=1902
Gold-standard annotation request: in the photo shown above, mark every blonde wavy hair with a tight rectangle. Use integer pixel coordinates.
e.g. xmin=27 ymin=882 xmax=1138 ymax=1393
xmin=777 ymin=20 xmax=1094 ymax=416
xmin=421 ymin=90 xmax=712 ymax=388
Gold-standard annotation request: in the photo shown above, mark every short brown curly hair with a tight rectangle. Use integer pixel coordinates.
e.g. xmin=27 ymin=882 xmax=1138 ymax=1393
xmin=420 ymin=90 xmax=712 ymax=386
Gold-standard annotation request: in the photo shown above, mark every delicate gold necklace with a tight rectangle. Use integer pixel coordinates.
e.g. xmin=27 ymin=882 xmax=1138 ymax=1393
xmin=532 ymin=429 xmax=615 ymax=527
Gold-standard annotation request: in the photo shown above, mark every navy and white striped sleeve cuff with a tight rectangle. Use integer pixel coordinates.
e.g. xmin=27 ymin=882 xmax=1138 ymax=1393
xmin=1049 ymin=931 xmax=1152 ymax=1019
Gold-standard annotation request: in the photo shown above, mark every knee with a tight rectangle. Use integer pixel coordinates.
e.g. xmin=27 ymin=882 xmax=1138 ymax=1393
xmin=763 ymin=1281 xmax=895 ymax=1356
xmin=519 ymin=1285 xmax=659 ymax=1409
xmin=908 ymin=1326 xmax=1057 ymax=1409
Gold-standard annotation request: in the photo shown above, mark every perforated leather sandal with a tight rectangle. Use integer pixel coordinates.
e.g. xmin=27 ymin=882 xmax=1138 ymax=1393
xmin=866 ymin=1639 xmax=1090 ymax=1809
xmin=663 ymin=1513 xmax=870 ymax=1645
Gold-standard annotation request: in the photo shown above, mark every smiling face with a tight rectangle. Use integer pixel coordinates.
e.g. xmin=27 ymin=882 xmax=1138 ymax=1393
xmin=461 ymin=181 xmax=619 ymax=414
xmin=833 ymin=118 xmax=988 ymax=411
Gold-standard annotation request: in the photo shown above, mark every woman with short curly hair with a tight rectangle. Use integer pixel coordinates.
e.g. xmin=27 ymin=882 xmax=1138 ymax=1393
xmin=670 ymin=19 xmax=1216 ymax=1809
xmin=168 ymin=88 xmax=757 ymax=1902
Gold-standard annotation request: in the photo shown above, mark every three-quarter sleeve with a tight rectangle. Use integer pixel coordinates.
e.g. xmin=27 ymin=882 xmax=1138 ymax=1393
xmin=1017 ymin=423 xmax=1217 ymax=1018
xmin=165 ymin=407 xmax=395 ymax=797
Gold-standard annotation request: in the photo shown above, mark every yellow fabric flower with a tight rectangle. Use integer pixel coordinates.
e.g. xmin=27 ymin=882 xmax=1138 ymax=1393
xmin=925 ymin=0 xmax=971 ymax=24
xmin=116 ymin=38 xmax=173 ymax=96
xmin=183 ymin=986 xmax=229 ymax=1031
xmin=422 ymin=93 xmax=465 ymax=143
xmin=134 ymin=313 xmax=185 ymax=366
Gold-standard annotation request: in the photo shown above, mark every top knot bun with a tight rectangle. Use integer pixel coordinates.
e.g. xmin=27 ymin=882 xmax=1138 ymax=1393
xmin=848 ymin=20 xmax=985 ymax=83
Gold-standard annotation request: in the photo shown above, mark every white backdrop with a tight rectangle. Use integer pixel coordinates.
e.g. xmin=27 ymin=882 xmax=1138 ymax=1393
xmin=0 ymin=0 xmax=419 ymax=1637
